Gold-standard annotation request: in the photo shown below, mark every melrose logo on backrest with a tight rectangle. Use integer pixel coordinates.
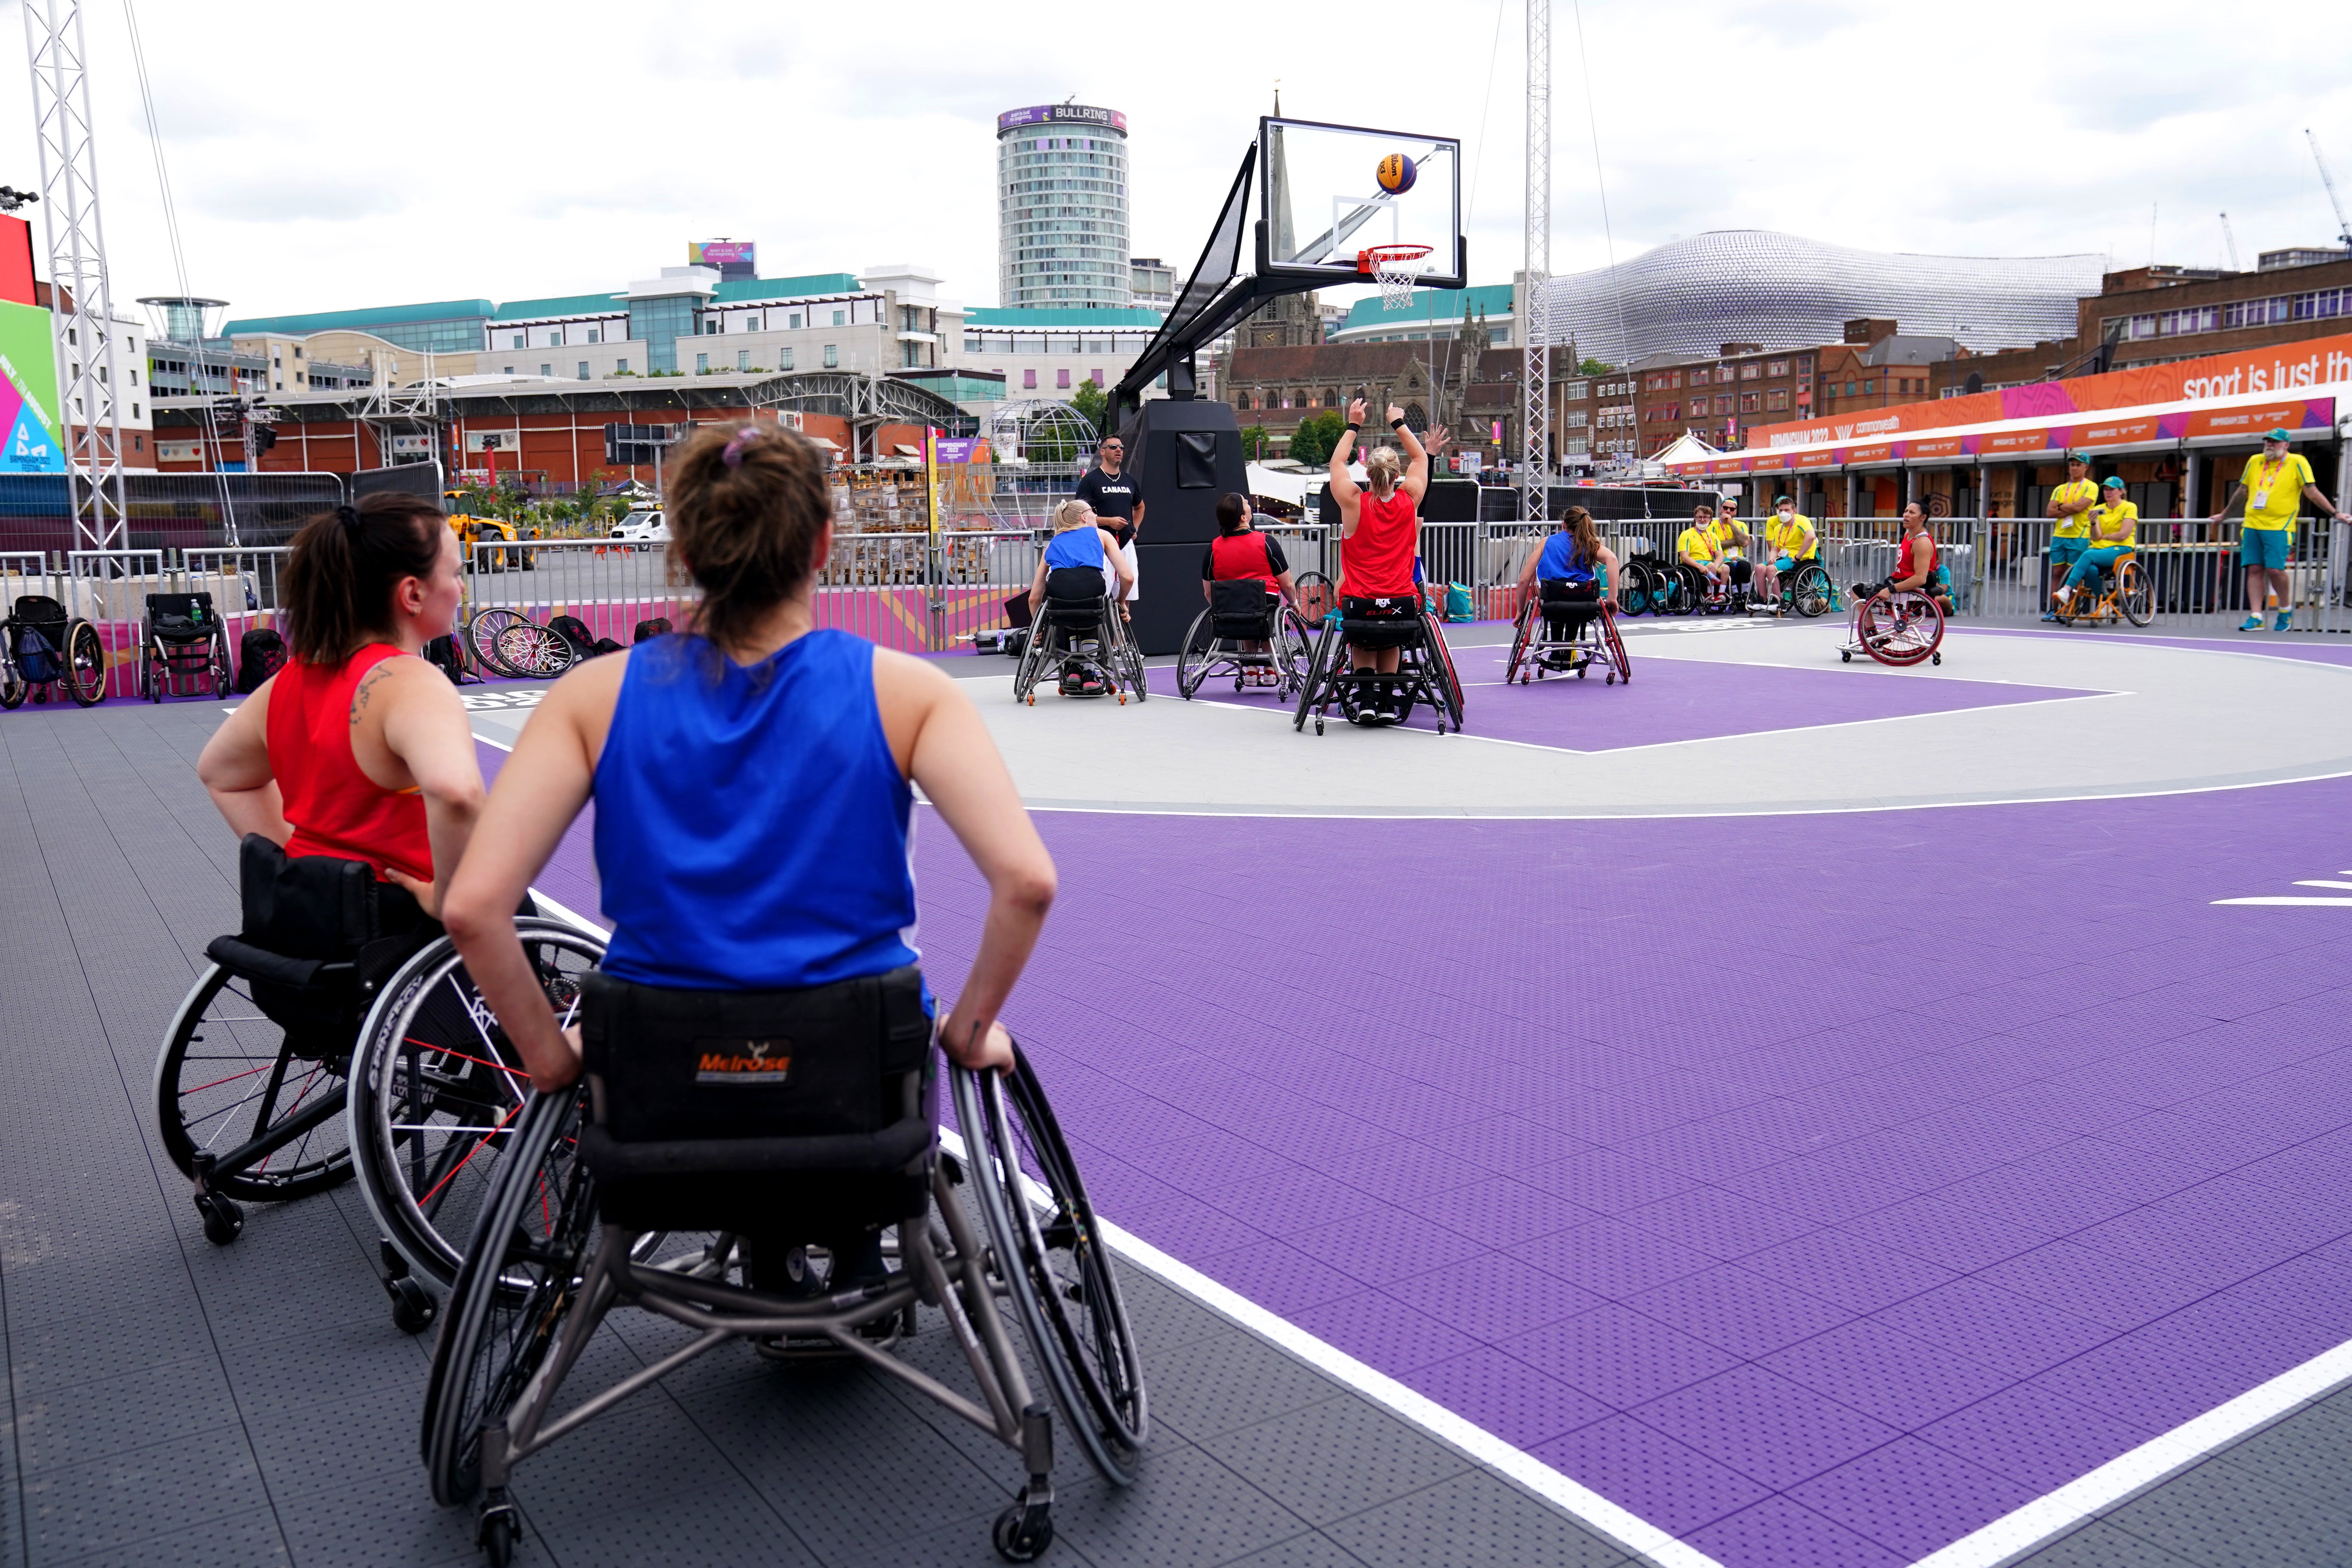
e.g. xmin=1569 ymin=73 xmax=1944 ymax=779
xmin=695 ymin=1039 xmax=793 ymax=1085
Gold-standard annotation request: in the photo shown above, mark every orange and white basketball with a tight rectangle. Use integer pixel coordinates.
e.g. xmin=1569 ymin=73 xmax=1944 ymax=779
xmin=1375 ymin=153 xmax=1417 ymax=195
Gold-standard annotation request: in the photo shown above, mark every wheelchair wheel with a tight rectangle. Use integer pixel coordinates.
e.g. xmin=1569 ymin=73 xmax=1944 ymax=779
xmin=66 ymin=620 xmax=106 ymax=705
xmin=421 ymin=1084 xmax=597 ymax=1507
xmin=351 ymin=921 xmax=608 ymax=1291
xmin=494 ymin=622 xmax=574 ymax=679
xmin=1505 ymin=596 xmax=1535 ymax=685
xmin=2118 ymin=559 xmax=2152 ymax=627
xmin=1175 ymin=610 xmax=1213 ymax=700
xmin=465 ymin=608 xmax=529 ymax=679
xmin=1857 ymin=590 xmax=1943 ymax=668
xmin=154 ymin=963 xmax=354 ymax=1203
xmin=211 ymin=629 xmax=234 ymax=699
xmin=1275 ymin=606 xmax=1313 ymax=697
xmin=953 ymin=1049 xmax=1146 ymax=1484
xmin=1293 ymin=571 xmax=1336 ymax=627
xmin=1653 ymin=565 xmax=1691 ymax=617
xmin=1292 ymin=624 xmax=1338 ymax=733
xmin=0 ymin=659 xmax=22 ymax=709
xmin=1422 ymin=615 xmax=1465 ymax=733
xmin=1791 ymin=564 xmax=1832 ymax=618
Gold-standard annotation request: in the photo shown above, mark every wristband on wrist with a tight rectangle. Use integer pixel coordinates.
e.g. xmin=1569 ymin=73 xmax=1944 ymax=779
xmin=1344 ymin=422 xmax=1362 ymax=434
xmin=1390 ymin=417 xmax=1408 ymax=430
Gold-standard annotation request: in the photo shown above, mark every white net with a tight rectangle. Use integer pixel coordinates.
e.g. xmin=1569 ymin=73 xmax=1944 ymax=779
xmin=1370 ymin=246 xmax=1432 ymax=311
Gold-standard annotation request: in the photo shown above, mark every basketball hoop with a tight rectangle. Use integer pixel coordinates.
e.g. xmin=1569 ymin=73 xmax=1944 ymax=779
xmin=1360 ymin=243 xmax=1433 ymax=311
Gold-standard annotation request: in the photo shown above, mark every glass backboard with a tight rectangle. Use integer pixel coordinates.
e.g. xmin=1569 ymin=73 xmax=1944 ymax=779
xmin=1257 ymin=117 xmax=1465 ymax=290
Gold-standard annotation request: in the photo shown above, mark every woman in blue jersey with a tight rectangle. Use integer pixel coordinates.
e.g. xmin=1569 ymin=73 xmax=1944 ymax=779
xmin=441 ymin=421 xmax=1054 ymax=1282
xmin=1512 ymin=506 xmax=1622 ymax=610
xmin=1024 ymin=498 xmax=1133 ymax=696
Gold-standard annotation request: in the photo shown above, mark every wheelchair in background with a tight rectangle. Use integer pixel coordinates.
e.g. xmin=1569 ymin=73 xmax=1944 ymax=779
xmin=1013 ymin=583 xmax=1147 ymax=704
xmin=139 ymin=592 xmax=234 ymax=701
xmin=416 ymin=929 xmax=1147 ymax=1565
xmin=1762 ymin=558 xmax=1837 ymax=619
xmin=1840 ymin=583 xmax=1947 ymax=667
xmin=2053 ymin=550 xmax=2151 ymax=628
xmin=1178 ymin=579 xmax=1314 ymax=699
xmin=1507 ymin=580 xmax=1632 ymax=687
xmin=1292 ymin=594 xmax=1464 ymax=735
xmin=1 ymin=590 xmax=107 ymax=708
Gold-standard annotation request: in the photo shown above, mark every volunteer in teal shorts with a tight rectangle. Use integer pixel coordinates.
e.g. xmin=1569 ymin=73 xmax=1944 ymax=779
xmin=2214 ymin=428 xmax=2342 ymax=632
xmin=2043 ymin=452 xmax=2098 ymax=622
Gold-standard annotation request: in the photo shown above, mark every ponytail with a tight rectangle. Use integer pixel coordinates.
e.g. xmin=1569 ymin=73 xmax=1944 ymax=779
xmin=281 ymin=494 xmax=446 ymax=664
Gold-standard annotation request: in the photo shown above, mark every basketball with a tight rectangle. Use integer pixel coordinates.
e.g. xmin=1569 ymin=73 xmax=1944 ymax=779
xmin=1375 ymin=153 xmax=1417 ymax=195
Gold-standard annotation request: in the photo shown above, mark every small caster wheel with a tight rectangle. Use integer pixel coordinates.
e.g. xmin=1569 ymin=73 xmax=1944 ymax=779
xmin=390 ymin=1276 xmax=437 ymax=1334
xmin=1314 ymin=718 xmax=1324 ymax=735
xmin=478 ymin=1500 xmax=520 ymax=1567
xmin=1931 ymin=652 xmax=1943 ymax=665
xmin=196 ymin=1192 xmax=243 ymax=1246
xmin=1840 ymin=650 xmax=1852 ymax=663
xmin=1606 ymin=673 xmax=1615 ymax=685
xmin=993 ymin=1503 xmax=1053 ymax=1562
xmin=1025 ymin=694 xmax=1035 ymax=706
xmin=32 ymin=686 xmax=47 ymax=704
xmin=1577 ymin=667 xmax=1588 ymax=679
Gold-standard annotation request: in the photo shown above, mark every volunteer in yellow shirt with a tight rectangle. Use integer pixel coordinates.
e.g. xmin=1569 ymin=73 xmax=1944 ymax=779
xmin=1710 ymin=498 xmax=1756 ymax=597
xmin=1677 ymin=504 xmax=1731 ymax=589
xmin=2043 ymin=452 xmax=2099 ymax=623
xmin=2054 ymin=477 xmax=2136 ymax=613
xmin=1757 ymin=494 xmax=1817 ymax=606
xmin=2215 ymin=428 xmax=2342 ymax=632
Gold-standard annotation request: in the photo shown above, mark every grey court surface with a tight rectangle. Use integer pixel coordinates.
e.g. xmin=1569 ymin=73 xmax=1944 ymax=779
xmin=0 ymin=699 xmax=1654 ymax=1568
xmin=8 ymin=620 xmax=2352 ymax=1568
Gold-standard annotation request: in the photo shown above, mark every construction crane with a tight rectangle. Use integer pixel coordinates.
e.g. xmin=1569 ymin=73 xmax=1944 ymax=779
xmin=2311 ymin=129 xmax=2352 ymax=254
xmin=2219 ymin=211 xmax=2241 ymax=271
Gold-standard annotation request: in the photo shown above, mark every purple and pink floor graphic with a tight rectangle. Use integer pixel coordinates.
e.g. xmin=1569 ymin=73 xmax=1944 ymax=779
xmin=487 ymin=642 xmax=2352 ymax=1567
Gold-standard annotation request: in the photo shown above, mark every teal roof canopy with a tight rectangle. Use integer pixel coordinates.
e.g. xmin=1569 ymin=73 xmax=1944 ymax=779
xmin=222 ymin=299 xmax=495 ymax=336
xmin=1338 ymin=282 xmax=1515 ymax=332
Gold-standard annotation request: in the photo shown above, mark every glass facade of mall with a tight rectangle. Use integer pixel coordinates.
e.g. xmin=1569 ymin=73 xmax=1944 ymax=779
xmin=998 ymin=104 xmax=1129 ymax=311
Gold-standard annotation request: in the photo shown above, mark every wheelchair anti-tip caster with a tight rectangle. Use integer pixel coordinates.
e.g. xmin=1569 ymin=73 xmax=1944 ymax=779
xmin=194 ymin=1192 xmax=242 ymax=1246
xmin=1931 ymin=652 xmax=1943 ymax=665
xmin=476 ymin=1494 xmax=520 ymax=1567
xmin=993 ymin=1499 xmax=1055 ymax=1562
xmin=1840 ymin=650 xmax=1853 ymax=663
xmin=390 ymin=1276 xmax=437 ymax=1334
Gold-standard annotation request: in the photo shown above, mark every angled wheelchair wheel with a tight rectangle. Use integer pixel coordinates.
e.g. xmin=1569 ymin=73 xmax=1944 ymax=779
xmin=1505 ymin=596 xmax=1535 ymax=685
xmin=1856 ymin=590 xmax=1943 ymax=668
xmin=954 ymin=1050 xmax=1145 ymax=1485
xmin=1012 ymin=619 xmax=1054 ymax=704
xmin=154 ymin=963 xmax=353 ymax=1204
xmin=1175 ymin=610 xmax=1213 ymax=700
xmin=494 ymin=622 xmax=574 ymax=680
xmin=465 ymin=608 xmax=529 ymax=679
xmin=351 ymin=922 xmax=606 ymax=1291
xmin=1791 ymin=565 xmax=1832 ymax=618
xmin=1275 ymin=607 xmax=1314 ymax=696
xmin=1422 ymin=615 xmax=1465 ymax=733
xmin=2117 ymin=559 xmax=2152 ymax=627
xmin=421 ymin=1083 xmax=598 ymax=1507
xmin=1293 ymin=626 xmax=1338 ymax=733
xmin=1293 ymin=571 xmax=1336 ymax=627
xmin=1120 ymin=617 xmax=1147 ymax=702
xmin=66 ymin=620 xmax=106 ymax=705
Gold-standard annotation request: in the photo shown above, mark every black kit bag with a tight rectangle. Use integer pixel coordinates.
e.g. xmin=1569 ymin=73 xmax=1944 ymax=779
xmin=234 ymin=627 xmax=287 ymax=693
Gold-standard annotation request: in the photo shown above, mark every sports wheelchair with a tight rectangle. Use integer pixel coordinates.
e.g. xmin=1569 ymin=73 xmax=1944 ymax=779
xmin=138 ymin=591 xmax=234 ymax=701
xmin=416 ymin=935 xmax=1146 ymax=1566
xmin=2052 ymin=550 xmax=2151 ymax=629
xmin=1013 ymin=578 xmax=1147 ymax=704
xmin=1506 ymin=581 xmax=1631 ymax=687
xmin=1840 ymin=582 xmax=1946 ymax=667
xmin=1291 ymin=594 xmax=1465 ymax=735
xmin=1750 ymin=557 xmax=1836 ymax=619
xmin=1 ymin=590 xmax=106 ymax=708
xmin=1658 ymin=557 xmax=1754 ymax=617
xmin=1177 ymin=579 xmax=1314 ymax=699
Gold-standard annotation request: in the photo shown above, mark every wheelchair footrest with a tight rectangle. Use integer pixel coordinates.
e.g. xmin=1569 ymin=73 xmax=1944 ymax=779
xmin=577 ymin=1114 xmax=933 ymax=1177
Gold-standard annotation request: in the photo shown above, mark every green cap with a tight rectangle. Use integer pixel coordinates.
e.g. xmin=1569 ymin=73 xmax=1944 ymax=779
xmin=2066 ymin=450 xmax=2089 ymax=463
xmin=2101 ymin=476 xmax=2126 ymax=490
xmin=1775 ymin=494 xmax=1792 ymax=504
xmin=2265 ymin=427 xmax=2293 ymax=443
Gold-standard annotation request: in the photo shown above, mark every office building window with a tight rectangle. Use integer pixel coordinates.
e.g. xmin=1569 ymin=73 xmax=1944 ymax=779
xmin=780 ymin=347 xmax=793 ymax=370
xmin=738 ymin=350 xmax=750 ymax=370
xmin=578 ymin=361 xmax=590 ymax=380
xmin=1023 ymin=368 xmax=1037 ymax=389
xmin=616 ymin=358 xmax=629 ymax=374
xmin=789 ymin=313 xmax=801 ymax=329
xmin=832 ymin=310 xmax=846 ymax=327
xmin=823 ymin=344 xmax=838 ymax=368
xmin=540 ymin=363 xmax=551 ymax=377
xmin=1057 ymin=368 xmax=1071 ymax=389
xmin=511 ymin=334 xmax=524 ymax=349
xmin=696 ymin=352 xmax=709 ymax=373
xmin=1740 ymin=393 xmax=1759 ymax=413
xmin=587 ymin=328 xmax=600 ymax=343
xmin=1091 ymin=368 xmax=1104 ymax=385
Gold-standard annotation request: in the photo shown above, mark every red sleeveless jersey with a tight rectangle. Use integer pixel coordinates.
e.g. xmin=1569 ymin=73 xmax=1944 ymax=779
xmin=1898 ymin=531 xmax=1937 ymax=582
xmin=1210 ymin=530 xmax=1281 ymax=594
xmin=1344 ymin=488 xmax=1418 ymax=596
xmin=266 ymin=644 xmax=433 ymax=883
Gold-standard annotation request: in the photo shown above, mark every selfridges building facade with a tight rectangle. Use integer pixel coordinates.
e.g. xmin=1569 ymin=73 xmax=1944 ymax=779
xmin=1542 ymin=230 xmax=2105 ymax=364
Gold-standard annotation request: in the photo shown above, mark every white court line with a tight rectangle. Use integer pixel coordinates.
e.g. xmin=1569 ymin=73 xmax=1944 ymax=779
xmin=932 ymin=1124 xmax=1722 ymax=1568
xmin=1911 ymin=1336 xmax=2352 ymax=1567
xmin=2213 ymin=896 xmax=2352 ymax=906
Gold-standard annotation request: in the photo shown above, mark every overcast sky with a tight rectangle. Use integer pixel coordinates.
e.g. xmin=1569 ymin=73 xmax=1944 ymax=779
xmin=1 ymin=0 xmax=2346 ymax=332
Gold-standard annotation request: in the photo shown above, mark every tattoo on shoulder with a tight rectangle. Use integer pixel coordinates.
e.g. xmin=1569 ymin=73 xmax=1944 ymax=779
xmin=350 ymin=663 xmax=393 ymax=727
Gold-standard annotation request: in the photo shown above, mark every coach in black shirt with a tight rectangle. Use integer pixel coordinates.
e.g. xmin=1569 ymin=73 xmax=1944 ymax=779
xmin=1075 ymin=436 xmax=1144 ymax=617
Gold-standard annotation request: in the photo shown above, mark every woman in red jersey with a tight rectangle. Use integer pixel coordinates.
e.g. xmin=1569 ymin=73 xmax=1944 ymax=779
xmin=197 ymin=495 xmax=486 ymax=926
xmin=1326 ymin=397 xmax=1444 ymax=721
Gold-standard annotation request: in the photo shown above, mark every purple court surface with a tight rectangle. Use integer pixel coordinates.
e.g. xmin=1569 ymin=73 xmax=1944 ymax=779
xmin=500 ymin=636 xmax=2352 ymax=1568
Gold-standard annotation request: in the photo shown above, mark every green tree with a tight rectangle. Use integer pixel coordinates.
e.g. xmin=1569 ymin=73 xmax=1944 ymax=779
xmin=1288 ymin=410 xmax=1345 ymax=466
xmin=1069 ymin=377 xmax=1109 ymax=437
xmin=1238 ymin=425 xmax=1270 ymax=461
xmin=1578 ymin=357 xmax=1614 ymax=377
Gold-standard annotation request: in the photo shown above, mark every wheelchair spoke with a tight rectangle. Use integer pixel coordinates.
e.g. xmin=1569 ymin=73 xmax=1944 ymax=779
xmin=420 ymin=1103 xmax=524 ymax=1206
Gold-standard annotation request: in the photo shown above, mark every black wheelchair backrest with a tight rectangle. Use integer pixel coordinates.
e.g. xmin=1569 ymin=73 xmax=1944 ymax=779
xmin=147 ymin=592 xmax=216 ymax=622
xmin=581 ymin=966 xmax=932 ymax=1144
xmin=6 ymin=593 xmax=67 ymax=627
xmin=1210 ymin=579 xmax=1273 ymax=617
xmin=238 ymin=832 xmax=387 ymax=959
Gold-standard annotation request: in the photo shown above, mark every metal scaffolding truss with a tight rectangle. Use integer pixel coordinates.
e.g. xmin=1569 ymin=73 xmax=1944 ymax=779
xmin=746 ymin=369 xmax=962 ymax=433
xmin=1520 ymin=0 xmax=1551 ymax=527
xmin=23 ymin=0 xmax=126 ymax=551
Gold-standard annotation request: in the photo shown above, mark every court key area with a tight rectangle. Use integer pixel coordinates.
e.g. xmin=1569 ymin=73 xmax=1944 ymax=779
xmin=10 ymin=614 xmax=2352 ymax=1567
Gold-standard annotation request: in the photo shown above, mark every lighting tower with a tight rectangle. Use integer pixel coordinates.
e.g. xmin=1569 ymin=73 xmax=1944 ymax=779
xmin=23 ymin=0 xmax=126 ymax=551
xmin=1520 ymin=0 xmax=1551 ymax=524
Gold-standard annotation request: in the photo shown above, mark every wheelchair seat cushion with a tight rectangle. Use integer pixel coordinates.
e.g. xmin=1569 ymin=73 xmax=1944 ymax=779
xmin=152 ymin=612 xmax=209 ymax=643
xmin=1209 ymin=579 xmax=1277 ymax=640
xmin=1340 ymin=594 xmax=1424 ymax=653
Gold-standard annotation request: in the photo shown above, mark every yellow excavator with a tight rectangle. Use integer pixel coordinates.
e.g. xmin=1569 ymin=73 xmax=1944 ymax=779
xmin=443 ymin=492 xmax=535 ymax=572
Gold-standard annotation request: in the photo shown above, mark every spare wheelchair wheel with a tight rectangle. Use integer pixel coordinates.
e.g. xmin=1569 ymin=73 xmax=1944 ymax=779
xmin=65 ymin=620 xmax=106 ymax=705
xmin=464 ymin=608 xmax=531 ymax=679
xmin=350 ymin=921 xmax=609 ymax=1294
xmin=953 ymin=1047 xmax=1147 ymax=1482
xmin=1506 ymin=595 xmax=1537 ymax=684
xmin=493 ymin=620 xmax=575 ymax=679
xmin=1292 ymin=571 xmax=1336 ymax=627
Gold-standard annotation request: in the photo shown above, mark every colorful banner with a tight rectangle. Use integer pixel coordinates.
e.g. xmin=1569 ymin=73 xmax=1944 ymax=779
xmin=2182 ymin=397 xmax=2333 ymax=441
xmin=0 ymin=298 xmax=64 ymax=473
xmin=1978 ymin=427 xmax=2055 ymax=456
xmin=1844 ymin=441 xmax=1897 ymax=465
xmin=1752 ymin=329 xmax=2352 ymax=450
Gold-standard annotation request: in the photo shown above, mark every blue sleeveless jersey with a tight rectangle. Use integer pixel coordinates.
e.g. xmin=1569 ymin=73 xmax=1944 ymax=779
xmin=593 ymin=631 xmax=919 ymax=991
xmin=1537 ymin=531 xmax=1595 ymax=583
xmin=1042 ymin=525 xmax=1105 ymax=572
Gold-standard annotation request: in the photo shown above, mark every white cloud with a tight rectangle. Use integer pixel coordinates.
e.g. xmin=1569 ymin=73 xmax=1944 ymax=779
xmin=0 ymin=0 xmax=2340 ymax=333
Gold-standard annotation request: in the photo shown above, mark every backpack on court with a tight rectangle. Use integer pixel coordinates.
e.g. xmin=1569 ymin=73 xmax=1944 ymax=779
xmin=421 ymin=634 xmax=469 ymax=684
xmin=234 ymin=627 xmax=286 ymax=693
xmin=1443 ymin=582 xmax=1475 ymax=622
xmin=12 ymin=622 xmax=62 ymax=684
xmin=550 ymin=614 xmax=623 ymax=658
xmin=631 ymin=617 xmax=671 ymax=643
